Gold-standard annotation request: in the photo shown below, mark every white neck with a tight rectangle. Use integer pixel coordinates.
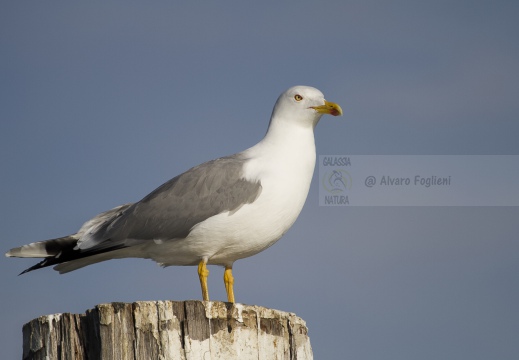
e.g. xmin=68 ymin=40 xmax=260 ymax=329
xmin=242 ymin=115 xmax=318 ymax=182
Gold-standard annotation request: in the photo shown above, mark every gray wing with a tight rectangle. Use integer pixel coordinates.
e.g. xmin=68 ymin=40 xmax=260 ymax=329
xmin=80 ymin=155 xmax=262 ymax=248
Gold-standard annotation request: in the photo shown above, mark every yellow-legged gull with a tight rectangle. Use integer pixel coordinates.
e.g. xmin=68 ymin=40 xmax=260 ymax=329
xmin=5 ymin=85 xmax=343 ymax=303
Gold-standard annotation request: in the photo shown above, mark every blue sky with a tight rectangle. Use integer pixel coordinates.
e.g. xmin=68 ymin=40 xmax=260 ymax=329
xmin=1 ymin=1 xmax=518 ymax=359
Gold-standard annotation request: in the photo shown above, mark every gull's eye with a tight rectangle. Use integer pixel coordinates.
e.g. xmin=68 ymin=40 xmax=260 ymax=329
xmin=294 ymin=94 xmax=303 ymax=101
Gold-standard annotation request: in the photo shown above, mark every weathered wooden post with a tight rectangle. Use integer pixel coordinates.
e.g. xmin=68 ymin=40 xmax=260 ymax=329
xmin=22 ymin=300 xmax=313 ymax=359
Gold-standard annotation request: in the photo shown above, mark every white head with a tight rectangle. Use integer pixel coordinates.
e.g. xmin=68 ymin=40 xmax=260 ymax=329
xmin=269 ymin=85 xmax=343 ymax=130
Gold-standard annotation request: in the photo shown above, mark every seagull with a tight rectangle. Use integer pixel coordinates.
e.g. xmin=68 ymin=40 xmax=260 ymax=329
xmin=5 ymin=85 xmax=343 ymax=303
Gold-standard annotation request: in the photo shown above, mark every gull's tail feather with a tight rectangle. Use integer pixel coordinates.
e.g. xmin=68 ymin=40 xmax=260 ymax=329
xmin=6 ymin=235 xmax=78 ymax=274
xmin=5 ymin=203 xmax=135 ymax=275
xmin=5 ymin=236 xmax=128 ymax=275
xmin=6 ymin=236 xmax=77 ymax=258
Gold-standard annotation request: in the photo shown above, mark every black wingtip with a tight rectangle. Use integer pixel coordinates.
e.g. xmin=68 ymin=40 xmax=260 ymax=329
xmin=18 ymin=259 xmax=52 ymax=275
xmin=16 ymin=243 xmax=130 ymax=276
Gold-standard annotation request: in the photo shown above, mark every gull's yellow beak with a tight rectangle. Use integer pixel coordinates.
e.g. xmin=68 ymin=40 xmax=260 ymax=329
xmin=311 ymin=100 xmax=343 ymax=116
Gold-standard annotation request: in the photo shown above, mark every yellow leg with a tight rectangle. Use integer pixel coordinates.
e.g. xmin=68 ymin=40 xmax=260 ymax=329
xmin=198 ymin=259 xmax=210 ymax=301
xmin=224 ymin=266 xmax=235 ymax=303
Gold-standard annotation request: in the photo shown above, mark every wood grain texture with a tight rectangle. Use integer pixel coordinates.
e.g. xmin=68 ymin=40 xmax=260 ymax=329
xmin=22 ymin=301 xmax=313 ymax=360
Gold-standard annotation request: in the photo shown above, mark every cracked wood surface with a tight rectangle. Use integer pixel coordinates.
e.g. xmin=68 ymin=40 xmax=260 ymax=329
xmin=22 ymin=300 xmax=313 ymax=360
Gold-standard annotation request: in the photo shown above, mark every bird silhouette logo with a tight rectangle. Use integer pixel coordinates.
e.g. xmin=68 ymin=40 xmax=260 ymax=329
xmin=322 ymin=169 xmax=352 ymax=194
